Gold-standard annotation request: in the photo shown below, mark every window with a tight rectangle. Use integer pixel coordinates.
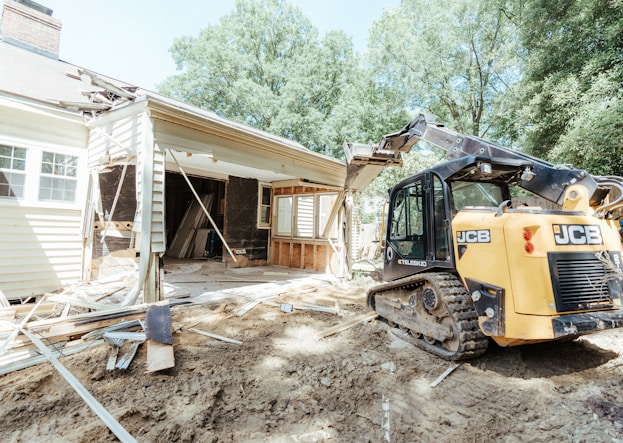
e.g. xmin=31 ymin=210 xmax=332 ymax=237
xmin=0 ymin=141 xmax=82 ymax=206
xmin=276 ymin=196 xmax=292 ymax=236
xmin=295 ymin=195 xmax=314 ymax=238
xmin=389 ymin=180 xmax=426 ymax=259
xmin=258 ymin=185 xmax=272 ymax=228
xmin=0 ymin=145 xmax=27 ymax=198
xmin=451 ymin=181 xmax=504 ymax=211
xmin=39 ymin=151 xmax=78 ymax=202
xmin=273 ymin=192 xmax=339 ymax=240
xmin=317 ymin=193 xmax=338 ymax=239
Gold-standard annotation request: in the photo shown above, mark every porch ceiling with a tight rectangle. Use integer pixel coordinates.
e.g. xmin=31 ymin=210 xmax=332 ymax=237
xmin=164 ymin=151 xmax=297 ymax=183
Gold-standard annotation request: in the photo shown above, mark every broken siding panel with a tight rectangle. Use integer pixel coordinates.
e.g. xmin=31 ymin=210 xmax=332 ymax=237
xmin=87 ymin=114 xmax=143 ymax=168
xmin=0 ymin=205 xmax=82 ymax=299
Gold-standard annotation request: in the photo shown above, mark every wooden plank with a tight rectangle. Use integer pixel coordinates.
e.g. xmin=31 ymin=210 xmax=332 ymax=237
xmin=313 ymin=311 xmax=377 ymax=341
xmin=168 ymin=194 xmax=213 ymax=258
xmin=188 ymin=328 xmax=242 ymax=345
xmin=430 ymin=363 xmax=461 ymax=387
xmin=192 ymin=228 xmax=210 ymax=258
xmin=145 ymin=301 xmax=174 ymax=372
xmin=146 ymin=340 xmax=174 ymax=372
xmin=0 ymin=301 xmax=58 ymax=317
xmin=0 ymin=339 xmax=103 ymax=375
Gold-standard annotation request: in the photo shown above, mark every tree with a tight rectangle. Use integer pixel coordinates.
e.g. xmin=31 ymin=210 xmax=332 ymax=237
xmin=158 ymin=0 xmax=365 ymax=158
xmin=512 ymin=0 xmax=623 ymax=175
xmin=367 ymin=0 xmax=521 ymax=138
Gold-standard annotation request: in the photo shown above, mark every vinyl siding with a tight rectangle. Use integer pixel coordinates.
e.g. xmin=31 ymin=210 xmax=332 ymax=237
xmin=0 ymin=97 xmax=87 ymax=300
xmin=0 ymin=206 xmax=82 ymax=299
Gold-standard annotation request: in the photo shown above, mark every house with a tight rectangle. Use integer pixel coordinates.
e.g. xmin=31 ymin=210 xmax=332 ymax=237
xmin=0 ymin=0 xmax=389 ymax=304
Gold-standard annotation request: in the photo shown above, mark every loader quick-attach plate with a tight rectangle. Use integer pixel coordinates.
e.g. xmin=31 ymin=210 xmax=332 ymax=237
xmin=552 ymin=308 xmax=623 ymax=337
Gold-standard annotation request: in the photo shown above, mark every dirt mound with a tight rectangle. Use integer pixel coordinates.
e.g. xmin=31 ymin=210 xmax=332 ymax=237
xmin=2 ymin=278 xmax=623 ymax=442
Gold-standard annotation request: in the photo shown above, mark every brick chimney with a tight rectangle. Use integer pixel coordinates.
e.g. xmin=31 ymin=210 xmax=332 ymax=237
xmin=1 ymin=0 xmax=61 ymax=59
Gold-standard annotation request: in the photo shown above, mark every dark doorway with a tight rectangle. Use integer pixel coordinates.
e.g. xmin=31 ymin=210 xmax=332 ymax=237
xmin=165 ymin=171 xmax=225 ymax=259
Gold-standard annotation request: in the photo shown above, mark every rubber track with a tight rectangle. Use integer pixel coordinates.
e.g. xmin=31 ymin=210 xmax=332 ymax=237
xmin=368 ymin=272 xmax=488 ymax=361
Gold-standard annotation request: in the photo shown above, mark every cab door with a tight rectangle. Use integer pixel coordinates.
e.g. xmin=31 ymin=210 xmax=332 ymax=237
xmin=383 ymin=173 xmax=453 ymax=281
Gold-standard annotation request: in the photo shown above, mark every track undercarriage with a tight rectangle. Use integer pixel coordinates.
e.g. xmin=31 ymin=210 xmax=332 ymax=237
xmin=367 ymin=272 xmax=488 ymax=360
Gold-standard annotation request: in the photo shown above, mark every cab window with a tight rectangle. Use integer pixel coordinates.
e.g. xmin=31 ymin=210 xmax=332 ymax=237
xmin=389 ymin=180 xmax=426 ymax=259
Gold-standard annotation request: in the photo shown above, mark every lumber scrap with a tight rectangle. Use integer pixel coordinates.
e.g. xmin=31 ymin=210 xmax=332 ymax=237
xmin=0 ymin=289 xmax=9 ymax=307
xmin=263 ymin=301 xmax=339 ymax=315
xmin=430 ymin=363 xmax=461 ymax=388
xmin=0 ymin=321 xmax=136 ymax=442
xmin=116 ymin=342 xmax=141 ymax=370
xmin=106 ymin=340 xmax=122 ymax=371
xmin=47 ymin=294 xmax=116 ymax=311
xmin=145 ymin=301 xmax=174 ymax=372
xmin=313 ymin=311 xmax=378 ymax=341
xmin=82 ymin=319 xmax=143 ymax=340
xmin=0 ymin=339 xmax=104 ymax=376
xmin=234 ymin=299 xmax=263 ymax=317
xmin=188 ymin=328 xmax=242 ymax=345
xmin=0 ymin=301 xmax=58 ymax=318
xmin=0 ymin=296 xmax=47 ymax=355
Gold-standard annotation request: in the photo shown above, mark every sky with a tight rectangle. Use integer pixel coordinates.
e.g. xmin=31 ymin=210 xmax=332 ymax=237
xmin=4 ymin=0 xmax=401 ymax=90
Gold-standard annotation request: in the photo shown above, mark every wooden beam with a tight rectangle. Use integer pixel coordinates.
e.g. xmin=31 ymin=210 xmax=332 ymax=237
xmin=313 ymin=311 xmax=377 ymax=341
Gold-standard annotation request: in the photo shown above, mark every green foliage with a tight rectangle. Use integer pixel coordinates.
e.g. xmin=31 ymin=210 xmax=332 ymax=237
xmin=157 ymin=0 xmax=367 ymax=157
xmin=361 ymin=146 xmax=445 ymax=214
xmin=513 ymin=0 xmax=623 ymax=175
xmin=367 ymin=0 xmax=521 ymax=138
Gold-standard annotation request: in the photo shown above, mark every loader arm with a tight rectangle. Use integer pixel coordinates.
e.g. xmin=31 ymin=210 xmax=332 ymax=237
xmin=378 ymin=114 xmax=623 ymax=209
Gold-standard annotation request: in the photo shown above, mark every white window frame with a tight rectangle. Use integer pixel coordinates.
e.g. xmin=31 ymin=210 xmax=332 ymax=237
xmin=273 ymin=191 xmax=339 ymax=240
xmin=294 ymin=194 xmax=314 ymax=239
xmin=0 ymin=136 xmax=86 ymax=209
xmin=316 ymin=192 xmax=338 ymax=240
xmin=257 ymin=183 xmax=272 ymax=229
xmin=274 ymin=195 xmax=293 ymax=237
xmin=38 ymin=150 xmax=79 ymax=203
xmin=0 ymin=144 xmax=27 ymax=199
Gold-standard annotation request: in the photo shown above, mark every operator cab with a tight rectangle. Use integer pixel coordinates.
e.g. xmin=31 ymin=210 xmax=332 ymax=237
xmin=383 ymin=157 xmax=517 ymax=281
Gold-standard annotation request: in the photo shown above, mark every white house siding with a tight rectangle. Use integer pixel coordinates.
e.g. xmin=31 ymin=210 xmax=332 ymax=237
xmin=0 ymin=206 xmax=83 ymax=299
xmin=0 ymin=97 xmax=87 ymax=300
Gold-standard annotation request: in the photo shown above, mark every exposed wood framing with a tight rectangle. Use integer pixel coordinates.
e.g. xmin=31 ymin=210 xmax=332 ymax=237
xmin=167 ymin=148 xmax=237 ymax=262
xmin=100 ymin=162 xmax=128 ymax=243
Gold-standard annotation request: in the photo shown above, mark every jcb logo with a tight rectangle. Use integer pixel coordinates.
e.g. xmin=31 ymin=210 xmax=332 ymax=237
xmin=456 ymin=230 xmax=490 ymax=243
xmin=553 ymin=224 xmax=602 ymax=245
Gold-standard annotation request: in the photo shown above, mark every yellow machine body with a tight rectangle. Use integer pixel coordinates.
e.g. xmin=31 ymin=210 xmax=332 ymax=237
xmin=452 ymin=208 xmax=623 ymax=346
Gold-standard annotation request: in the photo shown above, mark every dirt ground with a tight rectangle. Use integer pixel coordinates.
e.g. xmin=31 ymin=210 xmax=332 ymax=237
xmin=2 ymin=268 xmax=623 ymax=443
